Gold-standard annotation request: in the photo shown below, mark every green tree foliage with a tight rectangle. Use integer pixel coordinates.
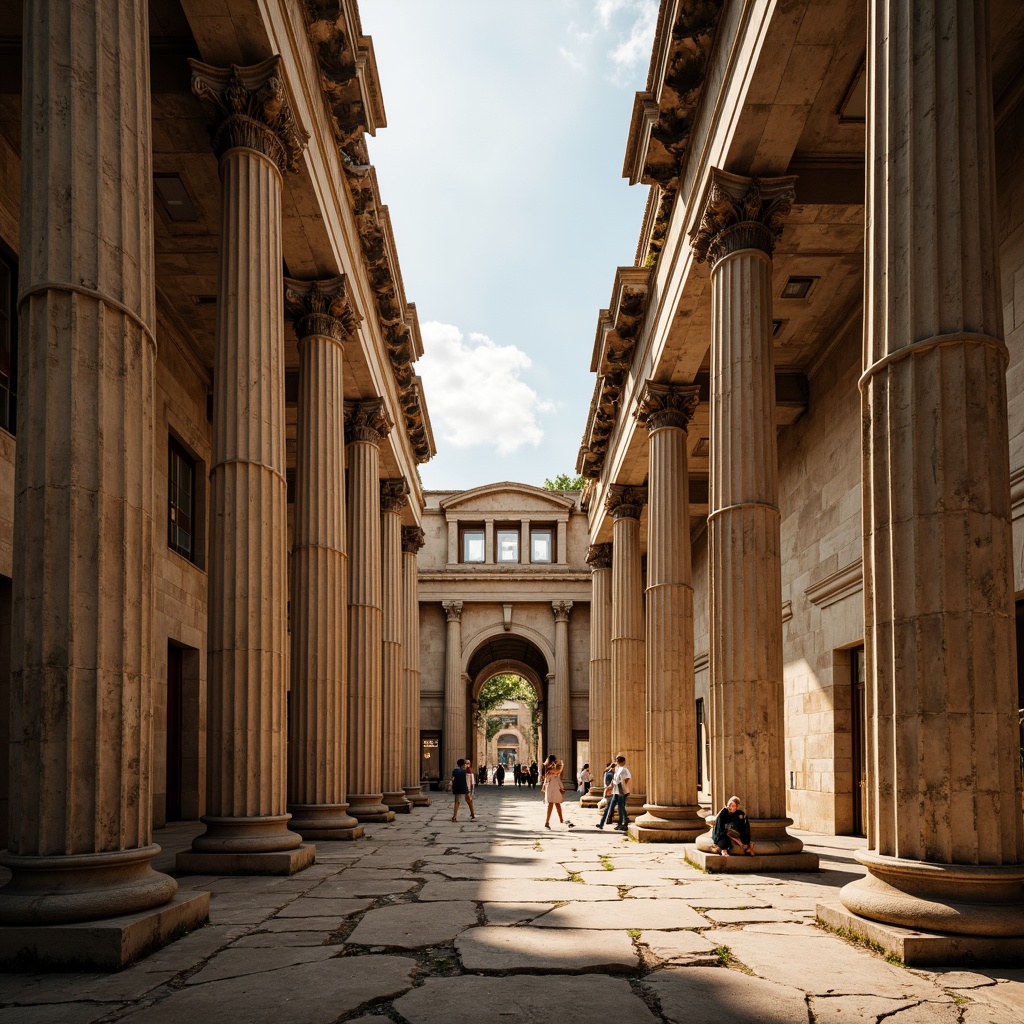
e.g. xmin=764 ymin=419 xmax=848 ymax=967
xmin=542 ymin=473 xmax=585 ymax=491
xmin=477 ymin=673 xmax=541 ymax=749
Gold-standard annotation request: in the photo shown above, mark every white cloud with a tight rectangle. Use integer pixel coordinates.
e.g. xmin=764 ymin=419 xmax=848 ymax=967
xmin=607 ymin=0 xmax=658 ymax=82
xmin=559 ymin=45 xmax=587 ymax=74
xmin=418 ymin=322 xmax=554 ymax=456
xmin=561 ymin=0 xmax=658 ymax=86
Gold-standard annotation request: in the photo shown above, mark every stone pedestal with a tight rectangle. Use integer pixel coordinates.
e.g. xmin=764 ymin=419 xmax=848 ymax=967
xmin=836 ymin=0 xmax=1024 ymax=937
xmin=689 ymin=170 xmax=814 ymax=872
xmin=178 ymin=57 xmax=310 ymax=873
xmin=283 ymin=278 xmax=363 ymax=842
xmin=345 ymin=400 xmax=395 ymax=824
xmin=632 ymin=384 xmax=707 ymax=843
xmin=0 ymin=0 xmax=184 ymax=928
xmin=548 ymin=602 xmax=573 ymax=765
xmin=381 ymin=481 xmax=411 ymax=814
xmin=442 ymin=601 xmax=465 ymax=772
xmin=582 ymin=545 xmax=612 ymax=808
xmin=606 ymin=486 xmax=647 ymax=817
xmin=402 ymin=528 xmax=430 ymax=806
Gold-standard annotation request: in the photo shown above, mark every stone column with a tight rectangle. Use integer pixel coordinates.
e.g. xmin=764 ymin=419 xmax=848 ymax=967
xmin=442 ymin=601 xmax=465 ymax=772
xmin=345 ymin=399 xmax=394 ymax=823
xmin=549 ymin=602 xmax=573 ymax=765
xmin=606 ymin=486 xmax=647 ymax=816
xmin=283 ymin=277 xmax=362 ymax=841
xmin=835 ymin=0 xmax=1024 ymax=937
xmin=581 ymin=544 xmax=613 ymax=808
xmin=633 ymin=383 xmax=707 ymax=842
xmin=689 ymin=169 xmax=814 ymax=870
xmin=180 ymin=58 xmax=312 ymax=873
xmin=402 ymin=527 xmax=430 ymax=806
xmin=0 ymin=0 xmax=184 ymax=927
xmin=381 ymin=479 xmax=411 ymax=814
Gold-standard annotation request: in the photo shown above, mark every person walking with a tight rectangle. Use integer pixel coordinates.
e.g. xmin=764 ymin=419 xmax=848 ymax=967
xmin=577 ymin=763 xmax=592 ymax=796
xmin=610 ymin=754 xmax=631 ymax=831
xmin=528 ymin=761 xmax=538 ymax=789
xmin=710 ymin=795 xmax=755 ymax=856
xmin=464 ymin=758 xmax=478 ymax=819
xmin=495 ymin=763 xmax=505 ymax=786
xmin=542 ymin=758 xmax=573 ymax=829
xmin=594 ymin=761 xmax=617 ymax=829
xmin=451 ymin=758 xmax=475 ymax=821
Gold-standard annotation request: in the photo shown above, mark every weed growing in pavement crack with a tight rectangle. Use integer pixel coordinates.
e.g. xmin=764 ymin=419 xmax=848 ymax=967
xmin=600 ymin=855 xmax=615 ymax=871
xmin=714 ymin=945 xmax=733 ymax=965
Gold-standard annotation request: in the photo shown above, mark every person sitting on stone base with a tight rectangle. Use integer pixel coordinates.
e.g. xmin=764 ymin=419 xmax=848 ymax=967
xmin=710 ymin=795 xmax=755 ymax=856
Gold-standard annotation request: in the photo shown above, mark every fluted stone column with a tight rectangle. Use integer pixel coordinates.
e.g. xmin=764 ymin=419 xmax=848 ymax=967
xmin=633 ymin=383 xmax=707 ymax=842
xmin=689 ymin=169 xmax=814 ymax=870
xmin=442 ymin=601 xmax=465 ymax=772
xmin=402 ymin=527 xmax=430 ymax=806
xmin=834 ymin=0 xmax=1024 ymax=938
xmin=581 ymin=544 xmax=613 ymax=808
xmin=283 ymin=277 xmax=362 ymax=841
xmin=178 ymin=58 xmax=311 ymax=872
xmin=381 ymin=480 xmax=411 ymax=814
xmin=345 ymin=400 xmax=394 ymax=823
xmin=0 ymin=0 xmax=185 ymax=928
xmin=549 ymin=601 xmax=573 ymax=765
xmin=606 ymin=486 xmax=647 ymax=817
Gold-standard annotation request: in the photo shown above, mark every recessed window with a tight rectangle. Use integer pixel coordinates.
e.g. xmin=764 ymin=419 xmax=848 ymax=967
xmin=462 ymin=529 xmax=485 ymax=563
xmin=169 ymin=437 xmax=196 ymax=562
xmin=530 ymin=529 xmax=553 ymax=563
xmin=781 ymin=277 xmax=815 ymax=299
xmin=496 ymin=529 xmax=519 ymax=563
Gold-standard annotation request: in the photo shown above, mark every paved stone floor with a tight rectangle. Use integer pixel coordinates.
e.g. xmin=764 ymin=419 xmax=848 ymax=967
xmin=1 ymin=787 xmax=1022 ymax=1023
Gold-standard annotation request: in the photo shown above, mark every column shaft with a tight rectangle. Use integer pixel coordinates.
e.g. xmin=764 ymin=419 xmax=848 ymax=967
xmin=549 ymin=602 xmax=573 ymax=764
xmin=402 ymin=529 xmax=429 ymax=805
xmin=443 ymin=602 xmax=465 ymax=772
xmin=381 ymin=481 xmax=410 ymax=813
xmin=0 ymin=0 xmax=177 ymax=923
xmin=839 ymin=0 xmax=1024 ymax=935
xmin=582 ymin=545 xmax=613 ymax=808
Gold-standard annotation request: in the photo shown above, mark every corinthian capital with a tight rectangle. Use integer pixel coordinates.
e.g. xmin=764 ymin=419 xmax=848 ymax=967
xmin=586 ymin=543 xmax=613 ymax=570
xmin=401 ymin=526 xmax=426 ymax=554
xmin=605 ymin=484 xmax=647 ymax=521
xmin=284 ymin=276 xmax=361 ymax=344
xmin=344 ymin=397 xmax=392 ymax=445
xmin=443 ymin=600 xmax=463 ymax=623
xmin=189 ymin=55 xmax=309 ymax=173
xmin=552 ymin=600 xmax=573 ymax=623
xmin=690 ymin=169 xmax=796 ymax=267
xmin=380 ymin=478 xmax=409 ymax=514
xmin=637 ymin=381 xmax=701 ymax=433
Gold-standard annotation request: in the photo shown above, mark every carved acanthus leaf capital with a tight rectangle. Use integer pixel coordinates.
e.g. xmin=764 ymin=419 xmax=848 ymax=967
xmin=605 ymin=484 xmax=648 ymax=521
xmin=344 ymin=397 xmax=392 ymax=445
xmin=189 ymin=56 xmax=308 ymax=173
xmin=586 ymin=543 xmax=613 ymax=570
xmin=552 ymin=600 xmax=573 ymax=623
xmin=637 ymin=381 xmax=701 ymax=433
xmin=443 ymin=600 xmax=463 ymax=623
xmin=380 ymin=478 xmax=409 ymax=514
xmin=284 ymin=275 xmax=361 ymax=344
xmin=401 ymin=526 xmax=426 ymax=554
xmin=690 ymin=169 xmax=796 ymax=267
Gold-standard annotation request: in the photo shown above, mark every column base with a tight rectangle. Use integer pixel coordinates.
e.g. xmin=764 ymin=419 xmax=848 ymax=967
xmin=0 ymin=890 xmax=210 ymax=970
xmin=816 ymin=899 xmax=1024 ymax=967
xmin=0 ymin=845 xmax=178 ymax=925
xmin=404 ymin=786 xmax=431 ymax=806
xmin=688 ymin=816 xmax=817 ymax=872
xmin=287 ymin=804 xmax=364 ymax=841
xmin=579 ymin=792 xmax=602 ymax=808
xmin=348 ymin=794 xmax=396 ymax=824
xmin=188 ymin=814 xmax=304 ymax=854
xmin=630 ymin=804 xmax=708 ymax=843
xmin=177 ymin=843 xmax=316 ymax=876
xmin=383 ymin=791 xmax=412 ymax=814
xmin=837 ymin=850 xmax=1024 ymax=938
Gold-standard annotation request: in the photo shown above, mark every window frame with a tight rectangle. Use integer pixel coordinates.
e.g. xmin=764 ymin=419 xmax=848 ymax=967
xmin=530 ymin=527 xmax=554 ymax=563
xmin=168 ymin=436 xmax=197 ymax=563
xmin=461 ymin=527 xmax=485 ymax=564
xmin=495 ymin=528 xmax=519 ymax=563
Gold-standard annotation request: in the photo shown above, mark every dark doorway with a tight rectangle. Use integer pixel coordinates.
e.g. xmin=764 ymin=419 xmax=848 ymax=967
xmin=696 ymin=698 xmax=705 ymax=792
xmin=421 ymin=732 xmax=441 ymax=789
xmin=166 ymin=642 xmax=184 ymax=821
xmin=851 ymin=646 xmax=866 ymax=838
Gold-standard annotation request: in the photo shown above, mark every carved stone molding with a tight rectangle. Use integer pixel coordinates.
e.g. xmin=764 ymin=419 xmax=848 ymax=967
xmin=189 ymin=56 xmax=308 ymax=173
xmin=284 ymin=276 xmax=361 ymax=344
xmin=605 ymin=485 xmax=648 ymax=521
xmin=380 ymin=478 xmax=409 ymax=515
xmin=443 ymin=600 xmax=463 ymax=623
xmin=690 ymin=170 xmax=797 ymax=268
xmin=805 ymin=557 xmax=863 ymax=610
xmin=401 ymin=526 xmax=425 ymax=554
xmin=637 ymin=381 xmax=700 ymax=433
xmin=586 ymin=543 xmax=613 ymax=571
xmin=344 ymin=397 xmax=392 ymax=446
xmin=552 ymin=600 xmax=573 ymax=623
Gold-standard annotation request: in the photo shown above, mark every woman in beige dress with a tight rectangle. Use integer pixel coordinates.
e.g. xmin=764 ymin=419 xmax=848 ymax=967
xmin=542 ymin=758 xmax=574 ymax=829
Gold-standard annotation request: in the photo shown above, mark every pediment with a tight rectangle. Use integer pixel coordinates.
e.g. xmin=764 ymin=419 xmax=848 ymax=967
xmin=439 ymin=481 xmax=576 ymax=515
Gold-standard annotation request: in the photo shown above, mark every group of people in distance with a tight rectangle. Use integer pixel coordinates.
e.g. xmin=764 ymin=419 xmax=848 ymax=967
xmin=451 ymin=751 xmax=755 ymax=854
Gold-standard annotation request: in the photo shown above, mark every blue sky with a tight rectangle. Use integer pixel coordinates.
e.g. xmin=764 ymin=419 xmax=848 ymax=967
xmin=362 ymin=0 xmax=657 ymax=490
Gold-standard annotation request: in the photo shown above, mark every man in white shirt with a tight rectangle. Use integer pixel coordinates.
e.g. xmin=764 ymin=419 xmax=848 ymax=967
xmin=611 ymin=755 xmax=631 ymax=831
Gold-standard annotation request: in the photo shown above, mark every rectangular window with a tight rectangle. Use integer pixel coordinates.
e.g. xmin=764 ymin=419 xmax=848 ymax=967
xmin=496 ymin=529 xmax=519 ymax=562
xmin=0 ymin=252 xmax=16 ymax=435
xmin=530 ymin=529 xmax=553 ymax=563
xmin=462 ymin=529 xmax=485 ymax=563
xmin=168 ymin=438 xmax=196 ymax=561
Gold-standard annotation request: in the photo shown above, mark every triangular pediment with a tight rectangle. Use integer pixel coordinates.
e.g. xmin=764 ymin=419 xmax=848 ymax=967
xmin=438 ymin=481 xmax=576 ymax=515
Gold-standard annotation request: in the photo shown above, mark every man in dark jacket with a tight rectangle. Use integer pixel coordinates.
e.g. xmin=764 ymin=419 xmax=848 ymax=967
xmin=711 ymin=795 xmax=755 ymax=855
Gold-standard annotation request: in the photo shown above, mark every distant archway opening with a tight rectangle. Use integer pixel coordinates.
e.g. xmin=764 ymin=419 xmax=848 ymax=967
xmin=476 ymin=672 xmax=540 ymax=769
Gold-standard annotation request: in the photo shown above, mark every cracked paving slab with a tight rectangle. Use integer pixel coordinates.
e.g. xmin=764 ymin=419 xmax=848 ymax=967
xmin=531 ymin=899 xmax=705 ymax=930
xmin=647 ymin=965 xmax=810 ymax=1024
xmin=346 ymin=900 xmax=480 ymax=948
xmin=456 ymin=925 xmax=638 ymax=972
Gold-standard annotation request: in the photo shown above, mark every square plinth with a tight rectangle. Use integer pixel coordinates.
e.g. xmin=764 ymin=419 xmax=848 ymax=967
xmin=684 ymin=845 xmax=819 ymax=873
xmin=176 ymin=842 xmax=316 ymax=876
xmin=629 ymin=825 xmax=703 ymax=843
xmin=816 ymin=900 xmax=1024 ymax=967
xmin=0 ymin=890 xmax=210 ymax=970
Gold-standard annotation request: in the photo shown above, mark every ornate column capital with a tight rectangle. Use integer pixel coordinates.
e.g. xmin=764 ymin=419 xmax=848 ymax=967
xmin=586 ymin=543 xmax=613 ymax=570
xmin=552 ymin=600 xmax=573 ymax=623
xmin=637 ymin=381 xmax=701 ymax=433
xmin=284 ymin=276 xmax=361 ymax=344
xmin=605 ymin=485 xmax=647 ymax=521
xmin=344 ymin=398 xmax=393 ymax=446
xmin=401 ymin=526 xmax=425 ymax=554
xmin=443 ymin=600 xmax=463 ymax=623
xmin=690 ymin=169 xmax=796 ymax=267
xmin=189 ymin=55 xmax=308 ymax=173
xmin=380 ymin=478 xmax=409 ymax=515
